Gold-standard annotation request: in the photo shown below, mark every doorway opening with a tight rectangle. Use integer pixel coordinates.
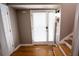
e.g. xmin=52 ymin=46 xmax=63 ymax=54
xmin=31 ymin=10 xmax=61 ymax=45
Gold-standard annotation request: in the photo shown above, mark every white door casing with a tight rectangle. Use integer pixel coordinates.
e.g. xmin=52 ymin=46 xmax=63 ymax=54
xmin=31 ymin=10 xmax=60 ymax=44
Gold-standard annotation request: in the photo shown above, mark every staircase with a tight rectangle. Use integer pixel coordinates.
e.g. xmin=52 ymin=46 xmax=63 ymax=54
xmin=53 ymin=33 xmax=73 ymax=56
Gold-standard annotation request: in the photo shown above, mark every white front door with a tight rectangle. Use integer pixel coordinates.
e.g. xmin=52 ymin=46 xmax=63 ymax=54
xmin=48 ymin=12 xmax=56 ymax=43
xmin=31 ymin=10 xmax=57 ymax=44
xmin=32 ymin=12 xmax=47 ymax=44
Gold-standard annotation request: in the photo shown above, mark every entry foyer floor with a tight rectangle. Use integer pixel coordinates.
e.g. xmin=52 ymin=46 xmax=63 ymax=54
xmin=11 ymin=45 xmax=54 ymax=56
xmin=11 ymin=34 xmax=72 ymax=56
xmin=11 ymin=43 xmax=72 ymax=56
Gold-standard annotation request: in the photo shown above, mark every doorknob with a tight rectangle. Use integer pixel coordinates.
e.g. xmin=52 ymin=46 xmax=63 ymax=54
xmin=46 ymin=26 xmax=48 ymax=29
xmin=10 ymin=29 xmax=11 ymax=32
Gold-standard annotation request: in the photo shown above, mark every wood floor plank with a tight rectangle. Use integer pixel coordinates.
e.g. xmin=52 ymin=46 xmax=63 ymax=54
xmin=11 ymin=45 xmax=54 ymax=56
xmin=11 ymin=44 xmax=72 ymax=56
xmin=59 ymin=44 xmax=72 ymax=56
xmin=53 ymin=45 xmax=64 ymax=56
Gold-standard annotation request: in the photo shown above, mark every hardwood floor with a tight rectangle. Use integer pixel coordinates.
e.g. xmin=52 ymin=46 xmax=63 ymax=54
xmin=11 ymin=43 xmax=72 ymax=56
xmin=53 ymin=44 xmax=64 ymax=56
xmin=59 ymin=43 xmax=72 ymax=56
xmin=11 ymin=34 xmax=73 ymax=56
xmin=11 ymin=45 xmax=55 ymax=56
xmin=11 ymin=41 xmax=73 ymax=56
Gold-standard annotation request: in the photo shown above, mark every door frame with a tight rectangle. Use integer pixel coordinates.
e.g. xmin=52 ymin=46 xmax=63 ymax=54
xmin=30 ymin=10 xmax=61 ymax=45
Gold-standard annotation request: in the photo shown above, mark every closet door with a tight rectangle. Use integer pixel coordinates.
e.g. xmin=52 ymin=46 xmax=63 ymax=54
xmin=1 ymin=4 xmax=14 ymax=54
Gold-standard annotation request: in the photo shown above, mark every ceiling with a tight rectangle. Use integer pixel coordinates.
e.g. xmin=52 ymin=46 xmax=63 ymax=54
xmin=8 ymin=4 xmax=61 ymax=9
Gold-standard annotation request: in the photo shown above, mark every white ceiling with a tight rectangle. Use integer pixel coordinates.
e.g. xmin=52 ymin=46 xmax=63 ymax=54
xmin=8 ymin=4 xmax=60 ymax=9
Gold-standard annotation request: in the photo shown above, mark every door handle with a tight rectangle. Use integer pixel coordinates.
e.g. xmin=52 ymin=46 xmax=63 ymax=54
xmin=46 ymin=26 xmax=48 ymax=29
xmin=10 ymin=29 xmax=11 ymax=32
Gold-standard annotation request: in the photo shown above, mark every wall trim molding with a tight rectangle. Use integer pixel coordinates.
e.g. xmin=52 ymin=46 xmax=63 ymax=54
xmin=9 ymin=43 xmax=34 ymax=55
xmin=20 ymin=44 xmax=34 ymax=46
xmin=9 ymin=45 xmax=21 ymax=56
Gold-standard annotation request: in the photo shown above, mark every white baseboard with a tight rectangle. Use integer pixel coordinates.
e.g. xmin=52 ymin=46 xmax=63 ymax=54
xmin=9 ymin=44 xmax=21 ymax=56
xmin=32 ymin=42 xmax=54 ymax=45
xmin=9 ymin=44 xmax=34 ymax=55
xmin=20 ymin=44 xmax=34 ymax=46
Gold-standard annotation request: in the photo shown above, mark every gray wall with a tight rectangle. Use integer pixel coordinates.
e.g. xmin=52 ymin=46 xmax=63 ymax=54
xmin=15 ymin=4 xmax=76 ymax=44
xmin=9 ymin=7 xmax=19 ymax=48
xmin=60 ymin=4 xmax=76 ymax=40
xmin=16 ymin=9 xmax=32 ymax=44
